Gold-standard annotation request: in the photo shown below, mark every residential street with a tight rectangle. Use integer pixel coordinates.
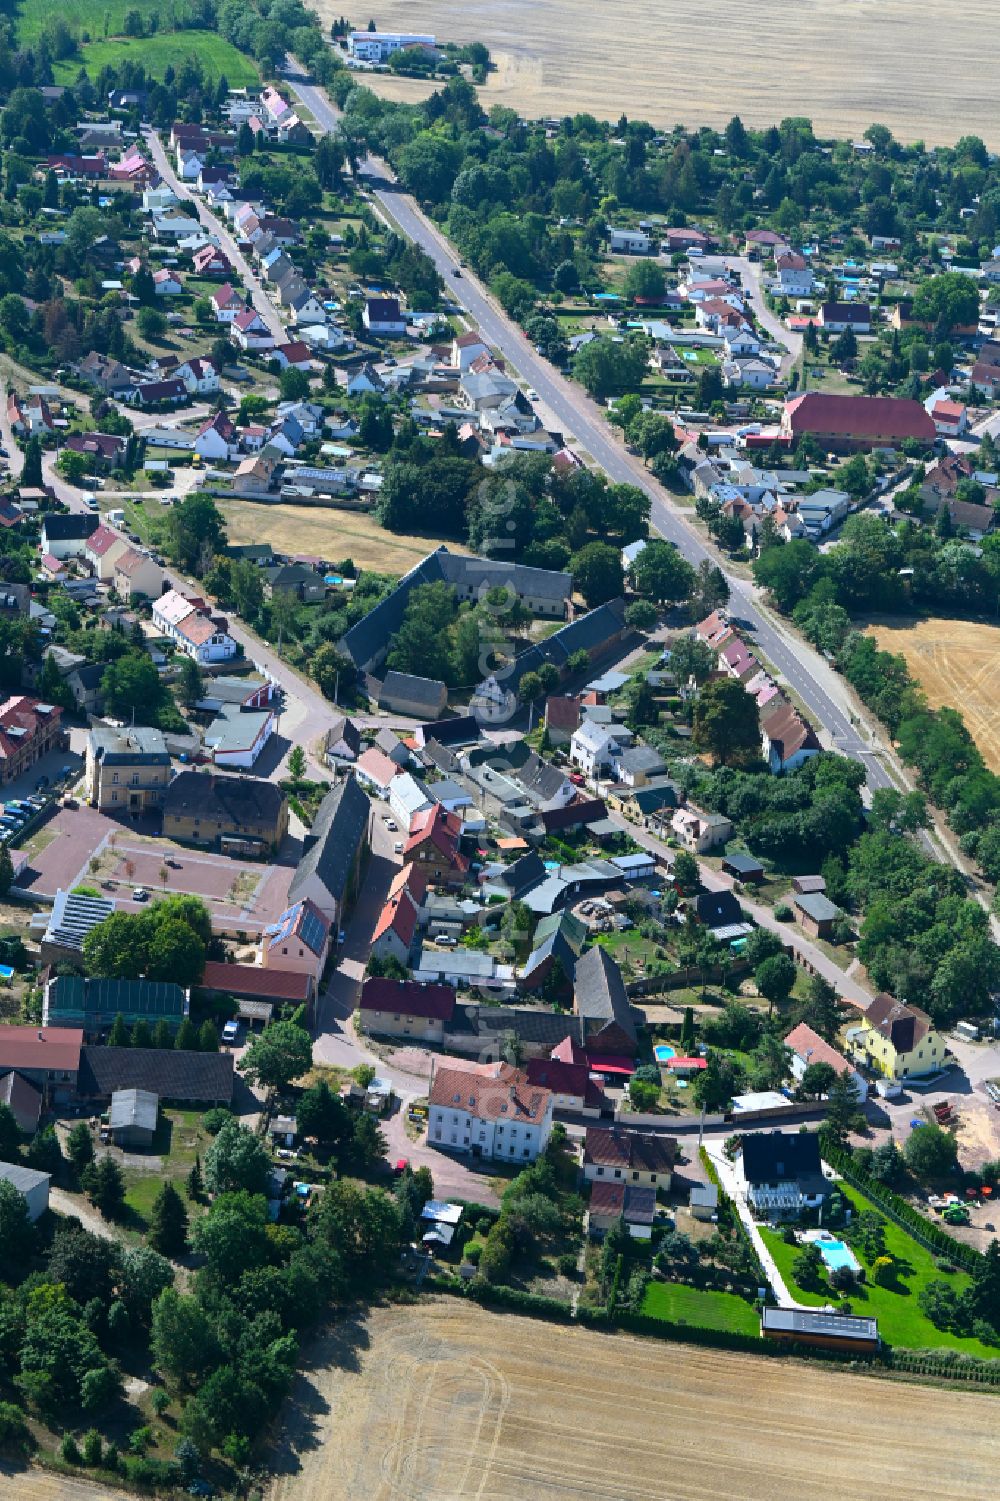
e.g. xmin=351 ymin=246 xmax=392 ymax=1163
xmin=142 ymin=127 xmax=286 ymax=342
xmin=281 ymin=60 xmax=918 ymax=821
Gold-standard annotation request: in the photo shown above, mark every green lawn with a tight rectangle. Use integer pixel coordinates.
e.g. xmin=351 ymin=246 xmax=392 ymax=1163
xmin=123 ymin=1107 xmax=213 ymax=1228
xmin=760 ymin=1186 xmax=1000 ymax=1358
xmin=52 ymin=30 xmax=260 ymax=85
xmin=642 ymin=1281 xmax=760 ymax=1335
xmin=15 ymin=0 xmax=185 ymax=44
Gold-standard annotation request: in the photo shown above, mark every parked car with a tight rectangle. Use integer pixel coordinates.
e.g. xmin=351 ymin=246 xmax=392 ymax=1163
xmin=132 ymin=887 xmax=149 ymax=902
xmin=221 ymin=1020 xmax=239 ymax=1044
xmin=393 ymin=841 xmax=403 ymax=854
xmin=386 ymin=819 xmax=398 ymax=831
xmin=436 ymin=935 xmax=458 ymax=948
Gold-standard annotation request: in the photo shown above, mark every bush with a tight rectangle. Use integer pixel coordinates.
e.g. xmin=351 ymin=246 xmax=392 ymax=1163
xmin=774 ymin=903 xmax=793 ymax=921
xmin=871 ymin=1254 xmax=896 ymax=1287
xmin=557 ymin=1252 xmax=579 ymax=1279
xmin=202 ymin=1106 xmax=234 ymax=1135
xmin=81 ymin=1429 xmax=102 ymax=1467
xmin=0 ymin=1401 xmax=32 ymax=1454
xmin=464 ymin=1243 xmax=481 ymax=1265
xmin=61 ymin=1434 xmax=81 ymax=1464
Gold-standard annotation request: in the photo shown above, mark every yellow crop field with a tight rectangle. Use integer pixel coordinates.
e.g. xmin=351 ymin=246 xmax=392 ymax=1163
xmin=865 ymin=616 xmax=1000 ymax=772
xmin=316 ymin=0 xmax=1000 ymax=147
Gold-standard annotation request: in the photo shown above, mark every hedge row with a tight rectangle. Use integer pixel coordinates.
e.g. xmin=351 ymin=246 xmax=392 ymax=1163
xmin=422 ymin=1272 xmax=575 ymax=1322
xmin=887 ymin=1348 xmax=1000 ymax=1384
xmin=824 ymin=1147 xmax=982 ymax=1273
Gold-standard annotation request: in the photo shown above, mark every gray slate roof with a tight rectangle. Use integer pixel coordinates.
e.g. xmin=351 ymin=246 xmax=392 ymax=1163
xmin=340 ymin=546 xmax=571 ymax=670
xmin=572 ymin=945 xmax=636 ymax=1043
xmin=289 ymin=773 xmax=369 ymax=907
xmin=78 ymin=1046 xmax=234 ymax=1103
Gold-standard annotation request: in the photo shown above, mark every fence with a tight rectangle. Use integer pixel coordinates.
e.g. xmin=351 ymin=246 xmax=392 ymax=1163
xmin=824 ymin=1145 xmax=982 ymax=1274
xmin=626 ymin=959 xmax=750 ymax=998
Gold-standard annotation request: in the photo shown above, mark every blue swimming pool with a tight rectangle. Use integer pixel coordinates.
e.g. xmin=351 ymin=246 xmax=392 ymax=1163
xmin=814 ymin=1237 xmax=860 ymax=1274
xmin=654 ymin=1044 xmax=676 ymax=1064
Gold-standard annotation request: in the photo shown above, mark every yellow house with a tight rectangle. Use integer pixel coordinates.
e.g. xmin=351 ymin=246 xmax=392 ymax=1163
xmin=852 ymin=992 xmax=944 ymax=1080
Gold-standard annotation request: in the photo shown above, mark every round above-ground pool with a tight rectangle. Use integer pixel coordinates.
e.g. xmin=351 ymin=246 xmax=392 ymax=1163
xmin=654 ymin=1044 xmax=676 ymax=1064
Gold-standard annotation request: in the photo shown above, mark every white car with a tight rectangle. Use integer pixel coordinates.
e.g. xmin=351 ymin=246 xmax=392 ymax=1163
xmin=393 ymin=841 xmax=404 ymax=854
xmin=386 ymin=819 xmax=398 ymax=831
xmin=527 ymin=387 xmax=539 ymax=401
xmin=132 ymin=888 xmax=149 ymax=903
xmin=222 ymin=1020 xmax=239 ymax=1044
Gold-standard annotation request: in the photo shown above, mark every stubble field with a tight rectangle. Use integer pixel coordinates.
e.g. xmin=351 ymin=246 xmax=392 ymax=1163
xmin=218 ymin=500 xmax=465 ymax=575
xmin=322 ymin=0 xmax=1000 ymax=147
xmin=267 ymin=1299 xmax=999 ymax=1501
xmin=864 ymin=616 xmax=1000 ymax=772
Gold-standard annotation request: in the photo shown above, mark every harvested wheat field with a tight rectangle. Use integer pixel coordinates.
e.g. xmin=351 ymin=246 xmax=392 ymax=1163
xmin=317 ymin=0 xmax=1000 ymax=147
xmin=267 ymin=1300 xmax=998 ymax=1501
xmin=865 ymin=616 xmax=1000 ymax=772
xmin=219 ymin=500 xmax=465 ymax=576
xmin=0 ymin=1470 xmax=119 ymax=1501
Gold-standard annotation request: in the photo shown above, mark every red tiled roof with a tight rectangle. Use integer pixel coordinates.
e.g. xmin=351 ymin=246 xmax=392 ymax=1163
xmin=389 ymin=862 xmax=428 ymax=904
xmin=200 ymin=960 xmax=310 ymax=1002
xmin=430 ymin=1061 xmax=551 ymax=1126
xmin=783 ymin=1022 xmax=852 ymax=1076
xmin=356 ymin=747 xmax=400 ymax=788
xmin=0 ymin=696 xmax=60 ymax=761
xmin=525 ymin=1056 xmax=590 ymax=1100
xmin=360 ymin=977 xmax=455 ymax=1022
xmin=784 ymin=393 xmax=936 ymax=442
xmin=87 ymin=524 xmax=125 ymax=557
xmin=584 ymin=1125 xmax=677 ymax=1172
xmin=545 ymin=696 xmax=581 ymax=732
xmin=0 ymin=1025 xmax=83 ymax=1073
xmin=372 ymin=888 xmax=419 ymax=949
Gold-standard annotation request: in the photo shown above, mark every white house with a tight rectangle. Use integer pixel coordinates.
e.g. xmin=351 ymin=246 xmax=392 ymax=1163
xmin=733 ymin=1131 xmax=830 ymax=1220
xmin=569 ymin=720 xmax=633 ymax=778
xmin=670 ymin=804 xmax=732 ymax=853
xmin=153 ymin=589 xmax=237 ymax=664
xmin=608 ymin=227 xmax=652 ymax=255
xmin=389 ymin=771 xmax=433 ymax=832
xmin=783 ymin=1022 xmax=868 ymax=1102
xmin=724 ymin=327 xmax=762 ymax=359
xmin=362 ymin=296 xmax=406 ymax=336
xmin=176 ymin=357 xmax=220 ymax=395
xmin=582 ymin=1126 xmax=676 ymax=1191
xmin=775 ymin=252 xmax=815 ymax=297
xmin=211 ymin=283 xmax=245 ymax=323
xmin=193 ymin=411 xmax=234 ymax=461
xmin=231 ymin=308 xmax=275 ymax=350
xmin=929 ymin=398 xmax=969 ymax=438
xmin=428 ymin=1061 xmax=553 ymax=1163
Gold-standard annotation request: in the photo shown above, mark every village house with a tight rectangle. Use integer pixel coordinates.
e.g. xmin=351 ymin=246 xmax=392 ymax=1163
xmin=162 ymin=771 xmax=288 ymax=855
xmin=262 ymin=898 xmax=331 ymax=992
xmin=84 ymin=523 xmax=130 ymax=581
xmin=428 ymin=1060 xmax=554 ymax=1162
xmin=362 ymin=296 xmax=406 ymax=335
xmin=734 ymin=1131 xmax=830 ymax=1219
xmin=583 ymin=1126 xmax=677 ymax=1190
xmin=572 ymin=945 xmax=637 ymax=1061
xmin=818 ymin=302 xmax=872 ymax=334
xmin=849 ymin=992 xmax=944 ymax=1081
xmin=359 ymin=976 xmax=455 ymax=1044
xmin=784 ymin=1022 xmax=867 ymax=1101
xmin=670 ymin=803 xmax=733 ymax=853
xmin=152 ymin=590 xmax=238 ymax=664
xmin=403 ymin=804 xmax=469 ymax=887
xmin=86 ymin=725 xmax=171 ymax=813
xmin=0 ymin=697 xmax=65 ymax=783
xmin=112 ymin=548 xmax=163 ymax=602
xmin=792 ymin=889 xmax=844 ymax=939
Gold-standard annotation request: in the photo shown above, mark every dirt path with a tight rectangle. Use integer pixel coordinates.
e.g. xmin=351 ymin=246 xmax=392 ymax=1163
xmin=268 ymin=1299 xmax=1000 ymax=1501
xmin=48 ymin=1186 xmax=121 ymax=1242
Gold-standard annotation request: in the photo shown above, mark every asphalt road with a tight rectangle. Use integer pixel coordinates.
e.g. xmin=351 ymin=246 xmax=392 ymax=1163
xmin=284 ymin=62 xmax=904 ymax=802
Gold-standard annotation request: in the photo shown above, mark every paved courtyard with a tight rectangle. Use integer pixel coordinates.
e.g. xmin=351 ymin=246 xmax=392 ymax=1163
xmin=16 ymin=804 xmax=296 ymax=936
